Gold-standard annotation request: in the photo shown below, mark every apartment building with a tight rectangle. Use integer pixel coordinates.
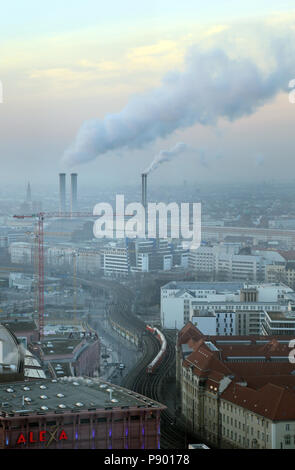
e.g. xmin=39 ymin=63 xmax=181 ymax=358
xmin=177 ymin=322 xmax=295 ymax=449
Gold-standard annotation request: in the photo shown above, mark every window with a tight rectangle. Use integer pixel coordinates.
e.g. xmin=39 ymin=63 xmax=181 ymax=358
xmin=285 ymin=435 xmax=291 ymax=445
xmin=80 ymin=418 xmax=90 ymax=424
xmin=97 ymin=417 xmax=107 ymax=423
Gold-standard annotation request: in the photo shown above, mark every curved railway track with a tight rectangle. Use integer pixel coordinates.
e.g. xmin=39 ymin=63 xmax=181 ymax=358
xmin=75 ymin=276 xmax=191 ymax=448
xmin=124 ymin=330 xmax=186 ymax=448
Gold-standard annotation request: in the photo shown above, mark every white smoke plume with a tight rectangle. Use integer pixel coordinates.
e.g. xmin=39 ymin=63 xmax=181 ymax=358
xmin=144 ymin=142 xmax=188 ymax=174
xmin=62 ymin=43 xmax=293 ymax=167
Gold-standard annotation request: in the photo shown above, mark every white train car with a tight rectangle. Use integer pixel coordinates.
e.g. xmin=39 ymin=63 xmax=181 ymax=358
xmin=146 ymin=325 xmax=167 ymax=373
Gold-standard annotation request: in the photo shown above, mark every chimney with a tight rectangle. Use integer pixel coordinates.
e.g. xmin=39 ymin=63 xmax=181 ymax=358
xmin=141 ymin=173 xmax=147 ymax=209
xmin=71 ymin=173 xmax=78 ymax=214
xmin=59 ymin=173 xmax=66 ymax=213
xmin=141 ymin=173 xmax=148 ymax=237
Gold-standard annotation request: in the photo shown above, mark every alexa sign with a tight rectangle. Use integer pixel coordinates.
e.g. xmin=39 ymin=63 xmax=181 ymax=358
xmin=16 ymin=429 xmax=68 ymax=445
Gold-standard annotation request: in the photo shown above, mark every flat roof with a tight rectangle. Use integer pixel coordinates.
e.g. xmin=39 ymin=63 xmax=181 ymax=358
xmin=266 ymin=311 xmax=295 ymax=322
xmin=2 ymin=321 xmax=37 ymax=333
xmin=162 ymin=281 xmax=244 ymax=291
xmin=41 ymin=339 xmax=83 ymax=356
xmin=0 ymin=377 xmax=166 ymax=416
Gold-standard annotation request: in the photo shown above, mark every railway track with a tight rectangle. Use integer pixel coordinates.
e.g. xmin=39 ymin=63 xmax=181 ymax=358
xmin=75 ymin=276 xmax=190 ymax=448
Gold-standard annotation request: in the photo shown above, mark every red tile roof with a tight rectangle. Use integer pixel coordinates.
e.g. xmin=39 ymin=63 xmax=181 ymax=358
xmin=178 ymin=321 xmax=295 ymax=419
xmin=278 ymin=250 xmax=295 ymax=261
xmin=221 ymin=382 xmax=295 ymax=420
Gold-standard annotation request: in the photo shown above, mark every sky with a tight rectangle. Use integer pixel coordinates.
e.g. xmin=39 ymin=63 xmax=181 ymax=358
xmin=0 ymin=0 xmax=295 ymax=189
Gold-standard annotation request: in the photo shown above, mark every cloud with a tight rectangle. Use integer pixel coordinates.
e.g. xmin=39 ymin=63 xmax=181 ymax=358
xmin=62 ymin=35 xmax=294 ymax=167
xmin=127 ymin=40 xmax=178 ymax=59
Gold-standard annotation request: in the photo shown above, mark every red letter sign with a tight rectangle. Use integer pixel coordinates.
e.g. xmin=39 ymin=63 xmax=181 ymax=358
xmin=17 ymin=433 xmax=26 ymax=444
xmin=39 ymin=431 xmax=46 ymax=442
xmin=59 ymin=430 xmax=68 ymax=441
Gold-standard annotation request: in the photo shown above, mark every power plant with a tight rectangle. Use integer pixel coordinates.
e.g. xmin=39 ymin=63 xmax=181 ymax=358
xmin=141 ymin=172 xmax=147 ymax=209
xmin=70 ymin=173 xmax=78 ymax=213
xmin=58 ymin=173 xmax=78 ymax=213
xmin=59 ymin=173 xmax=66 ymax=213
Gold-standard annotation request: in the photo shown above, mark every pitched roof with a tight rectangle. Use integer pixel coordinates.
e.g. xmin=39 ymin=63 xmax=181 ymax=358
xmin=178 ymin=322 xmax=295 ymax=406
xmin=221 ymin=381 xmax=295 ymax=420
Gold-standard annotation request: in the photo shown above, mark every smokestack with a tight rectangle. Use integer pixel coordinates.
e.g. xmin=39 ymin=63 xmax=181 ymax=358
xmin=71 ymin=173 xmax=78 ymax=213
xmin=141 ymin=173 xmax=147 ymax=209
xmin=59 ymin=173 xmax=66 ymax=213
xmin=142 ymin=173 xmax=148 ymax=237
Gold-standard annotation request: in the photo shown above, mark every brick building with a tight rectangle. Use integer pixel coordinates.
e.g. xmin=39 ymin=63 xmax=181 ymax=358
xmin=177 ymin=322 xmax=295 ymax=448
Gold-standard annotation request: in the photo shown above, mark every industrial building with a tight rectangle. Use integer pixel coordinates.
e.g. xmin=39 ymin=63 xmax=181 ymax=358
xmin=59 ymin=173 xmax=66 ymax=213
xmin=70 ymin=173 xmax=78 ymax=213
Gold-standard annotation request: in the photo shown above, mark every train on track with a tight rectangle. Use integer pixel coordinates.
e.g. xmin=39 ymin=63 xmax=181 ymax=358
xmin=146 ymin=325 xmax=167 ymax=374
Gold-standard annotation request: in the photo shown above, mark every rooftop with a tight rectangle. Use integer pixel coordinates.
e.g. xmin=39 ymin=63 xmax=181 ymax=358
xmin=0 ymin=377 xmax=165 ymax=417
xmin=162 ymin=281 xmax=244 ymax=291
xmin=41 ymin=338 xmax=85 ymax=357
xmin=221 ymin=382 xmax=295 ymax=421
xmin=3 ymin=321 xmax=37 ymax=333
xmin=266 ymin=311 xmax=295 ymax=322
xmin=178 ymin=322 xmax=295 ymax=383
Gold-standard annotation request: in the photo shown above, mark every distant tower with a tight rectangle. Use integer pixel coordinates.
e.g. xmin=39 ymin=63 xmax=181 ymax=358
xmin=141 ymin=173 xmax=148 ymax=236
xmin=26 ymin=182 xmax=31 ymax=203
xmin=141 ymin=173 xmax=147 ymax=209
xmin=59 ymin=173 xmax=66 ymax=213
xmin=71 ymin=173 xmax=78 ymax=213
